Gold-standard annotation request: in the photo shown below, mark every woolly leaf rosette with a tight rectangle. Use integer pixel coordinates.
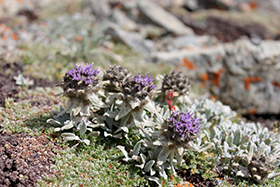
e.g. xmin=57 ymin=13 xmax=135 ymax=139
xmin=114 ymin=73 xmax=159 ymax=127
xmin=153 ymin=111 xmax=201 ymax=174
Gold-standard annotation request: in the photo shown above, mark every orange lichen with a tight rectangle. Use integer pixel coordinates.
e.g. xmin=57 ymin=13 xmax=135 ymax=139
xmin=247 ymin=107 xmax=257 ymax=115
xmin=209 ymin=95 xmax=218 ymax=100
xmin=200 ymin=72 xmax=209 ymax=81
xmin=199 ymin=72 xmax=209 ymax=87
xmin=272 ymin=81 xmax=280 ymax=88
xmin=211 ymin=68 xmax=224 ymax=87
xmin=75 ymin=36 xmax=83 ymax=42
xmin=183 ymin=58 xmax=196 ymax=70
xmin=248 ymin=1 xmax=258 ymax=10
xmin=1 ymin=36 xmax=7 ymax=40
xmin=12 ymin=33 xmax=18 ymax=40
xmin=242 ymin=76 xmax=263 ymax=90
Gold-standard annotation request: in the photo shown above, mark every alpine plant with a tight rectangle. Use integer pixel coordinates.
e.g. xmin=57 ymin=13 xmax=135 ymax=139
xmin=48 ymin=63 xmax=106 ymax=145
xmin=160 ymin=71 xmax=190 ymax=104
xmin=103 ymin=65 xmax=131 ymax=92
xmin=152 ymin=111 xmax=201 ymax=175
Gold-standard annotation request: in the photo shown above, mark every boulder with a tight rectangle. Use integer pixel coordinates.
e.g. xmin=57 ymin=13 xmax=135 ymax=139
xmin=137 ymin=0 xmax=194 ymax=35
xmin=153 ymin=38 xmax=280 ymax=115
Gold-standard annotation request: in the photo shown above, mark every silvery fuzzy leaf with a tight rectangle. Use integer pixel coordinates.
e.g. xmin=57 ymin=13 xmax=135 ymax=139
xmin=263 ymin=146 xmax=271 ymax=156
xmin=115 ymin=103 xmax=132 ymax=121
xmin=226 ymin=134 xmax=233 ymax=147
xmin=233 ymin=127 xmax=242 ymax=145
xmin=144 ymin=160 xmax=156 ymax=173
xmin=14 ymin=74 xmax=34 ymax=86
xmin=130 ymin=100 xmax=140 ymax=109
xmin=117 ymin=145 xmax=131 ymax=162
xmin=268 ymin=172 xmax=280 ymax=179
xmin=132 ymin=155 xmax=140 ymax=162
xmin=140 ymin=153 xmax=147 ymax=164
xmin=78 ymin=120 xmax=87 ymax=136
xmin=60 ymin=120 xmax=74 ymax=131
xmin=105 ymin=92 xmax=122 ymax=105
xmin=72 ymin=106 xmax=81 ymax=117
xmin=87 ymin=122 xmax=105 ymax=129
xmin=104 ymin=111 xmax=118 ymax=119
xmin=61 ymin=133 xmax=80 ymax=141
xmin=47 ymin=119 xmax=63 ymax=126
xmin=157 ymin=147 xmax=171 ymax=167
xmin=104 ymin=131 xmax=113 ymax=137
xmin=103 ymin=115 xmax=114 ymax=129
xmin=198 ymin=142 xmax=214 ymax=153
xmin=247 ymin=144 xmax=254 ymax=164
xmin=88 ymin=93 xmax=108 ymax=108
xmin=133 ymin=140 xmax=143 ymax=156
xmin=150 ymin=168 xmax=156 ymax=176
xmin=55 ymin=100 xmax=73 ymax=117
xmin=115 ymin=126 xmax=129 ymax=134
xmin=273 ymin=160 xmax=280 ymax=168
xmin=143 ymin=100 xmax=162 ymax=121
xmin=153 ymin=140 xmax=164 ymax=146
xmin=81 ymin=139 xmax=90 ymax=145
xmin=97 ymin=88 xmax=106 ymax=97
xmin=89 ymin=131 xmax=100 ymax=137
xmin=175 ymin=149 xmax=184 ymax=166
xmin=158 ymin=165 xmax=168 ymax=179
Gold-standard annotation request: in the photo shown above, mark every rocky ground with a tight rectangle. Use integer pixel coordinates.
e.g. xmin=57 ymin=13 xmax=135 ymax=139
xmin=1 ymin=0 xmax=280 ymax=186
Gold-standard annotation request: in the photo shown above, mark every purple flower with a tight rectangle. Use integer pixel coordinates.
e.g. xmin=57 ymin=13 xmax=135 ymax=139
xmin=132 ymin=73 xmax=155 ymax=90
xmin=168 ymin=111 xmax=201 ymax=139
xmin=67 ymin=63 xmax=99 ymax=84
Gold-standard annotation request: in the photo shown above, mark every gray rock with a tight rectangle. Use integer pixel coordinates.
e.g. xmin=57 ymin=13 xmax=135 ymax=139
xmin=110 ymin=8 xmax=138 ymax=31
xmin=153 ymin=38 xmax=280 ymax=114
xmin=87 ymin=0 xmax=111 ymax=18
xmin=137 ymin=0 xmax=194 ymax=35
xmin=104 ymin=24 xmax=157 ymax=56
xmin=184 ymin=0 xmax=199 ymax=11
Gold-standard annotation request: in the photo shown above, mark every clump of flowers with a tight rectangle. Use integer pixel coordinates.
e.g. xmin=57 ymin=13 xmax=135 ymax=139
xmin=67 ymin=63 xmax=99 ymax=84
xmin=162 ymin=71 xmax=189 ymax=97
xmin=103 ymin=65 xmax=131 ymax=92
xmin=60 ymin=63 xmax=100 ymax=95
xmin=162 ymin=111 xmax=201 ymax=147
xmin=122 ymin=72 xmax=156 ymax=104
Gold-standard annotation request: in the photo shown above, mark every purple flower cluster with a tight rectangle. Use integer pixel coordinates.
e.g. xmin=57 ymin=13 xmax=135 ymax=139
xmin=133 ymin=73 xmax=156 ymax=90
xmin=168 ymin=111 xmax=201 ymax=138
xmin=67 ymin=63 xmax=99 ymax=84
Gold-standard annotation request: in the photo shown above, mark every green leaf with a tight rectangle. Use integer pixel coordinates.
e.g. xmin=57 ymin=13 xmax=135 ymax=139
xmin=79 ymin=120 xmax=87 ymax=136
xmin=144 ymin=160 xmax=155 ymax=173
xmin=115 ymin=103 xmax=132 ymax=121
xmin=133 ymin=140 xmax=143 ymax=156
xmin=61 ymin=133 xmax=80 ymax=141
xmin=61 ymin=120 xmax=74 ymax=131
xmin=157 ymin=147 xmax=171 ymax=166
xmin=117 ymin=145 xmax=131 ymax=162
xmin=233 ymin=127 xmax=241 ymax=145
xmin=46 ymin=119 xmax=62 ymax=126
